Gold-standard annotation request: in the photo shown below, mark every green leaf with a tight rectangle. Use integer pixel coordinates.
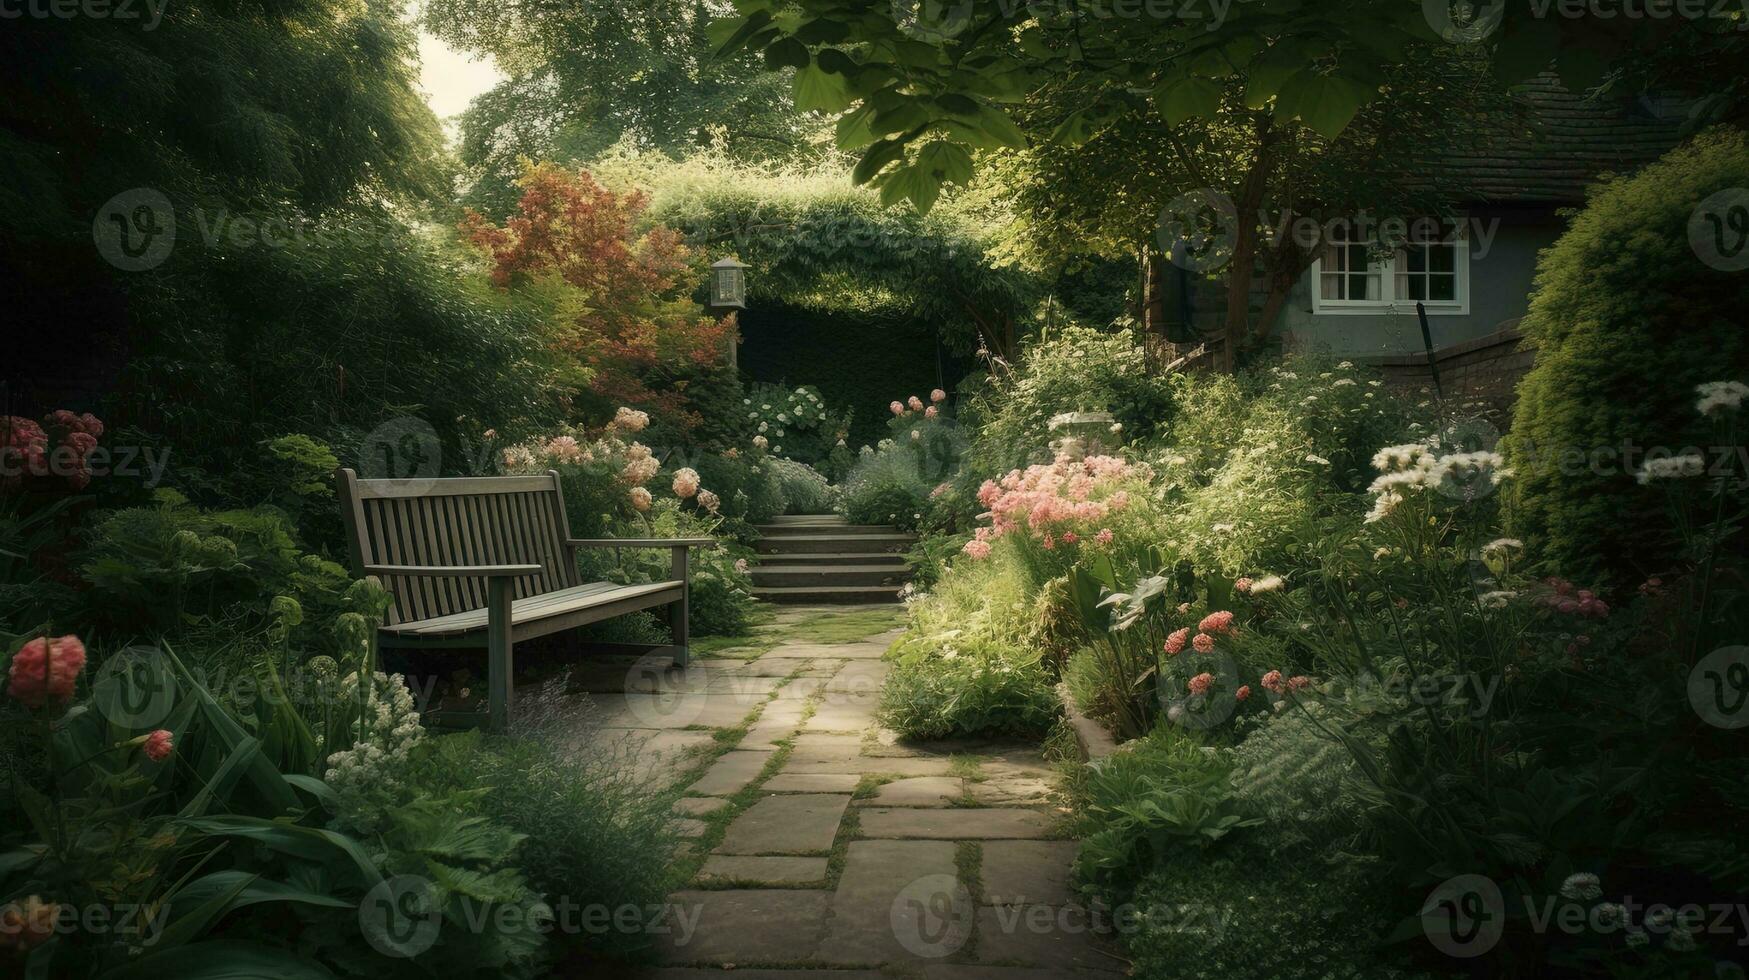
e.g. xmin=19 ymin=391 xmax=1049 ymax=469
xmin=793 ymin=17 xmax=850 ymax=43
xmin=972 ymin=105 xmax=1027 ymax=149
xmin=1047 ymin=111 xmax=1097 ymax=147
xmin=791 ymin=64 xmax=854 ymax=112
xmin=816 ymin=47 xmax=857 ymax=76
xmin=916 ymin=141 xmax=973 ymax=186
xmin=764 ymin=37 xmax=810 ymax=69
xmin=1240 ymin=38 xmax=1325 ymax=109
xmin=1272 ymin=69 xmax=1375 ymax=140
xmin=707 ymin=11 xmax=773 ymax=57
xmin=1154 ymin=77 xmax=1222 ymax=127
xmin=851 ymin=138 xmax=908 ymax=185
xmin=877 ymin=162 xmax=941 ymax=214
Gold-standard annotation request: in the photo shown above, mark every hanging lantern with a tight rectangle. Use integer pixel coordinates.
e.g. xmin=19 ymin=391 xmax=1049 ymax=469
xmin=710 ymin=257 xmax=748 ymax=309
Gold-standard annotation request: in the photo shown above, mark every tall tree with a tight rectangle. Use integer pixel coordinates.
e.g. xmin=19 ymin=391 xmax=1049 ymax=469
xmin=422 ymin=0 xmax=827 ymax=214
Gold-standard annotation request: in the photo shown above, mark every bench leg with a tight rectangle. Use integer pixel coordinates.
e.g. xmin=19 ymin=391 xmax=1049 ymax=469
xmin=669 ymin=546 xmax=690 ymax=668
xmin=486 ymin=577 xmax=514 ymax=733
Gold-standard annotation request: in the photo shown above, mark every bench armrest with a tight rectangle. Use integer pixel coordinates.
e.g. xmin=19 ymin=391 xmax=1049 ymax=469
xmin=364 ymin=563 xmax=543 ymax=578
xmin=565 ymin=538 xmax=717 ymax=549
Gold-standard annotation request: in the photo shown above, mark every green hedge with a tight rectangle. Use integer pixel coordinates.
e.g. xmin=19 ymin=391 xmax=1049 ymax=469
xmin=1504 ymin=129 xmax=1749 ymax=582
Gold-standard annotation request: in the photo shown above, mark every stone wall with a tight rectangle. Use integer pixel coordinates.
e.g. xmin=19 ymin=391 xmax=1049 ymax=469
xmin=1359 ymin=322 xmax=1534 ymax=420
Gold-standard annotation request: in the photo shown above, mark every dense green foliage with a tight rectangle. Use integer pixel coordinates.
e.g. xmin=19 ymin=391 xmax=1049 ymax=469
xmin=1505 ymin=129 xmax=1749 ymax=582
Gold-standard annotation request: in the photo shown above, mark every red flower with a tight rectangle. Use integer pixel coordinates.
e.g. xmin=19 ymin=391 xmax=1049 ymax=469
xmin=1187 ymin=672 xmax=1215 ymax=696
xmin=1191 ymin=632 xmax=1215 ymax=654
xmin=7 ymin=635 xmax=86 ymax=709
xmin=142 ymin=729 xmax=174 ymax=762
xmin=1287 ymin=675 xmax=1312 ymax=691
xmin=1235 ymin=685 xmax=1251 ymax=701
xmin=1261 ymin=670 xmax=1285 ymax=694
xmin=1164 ymin=628 xmax=1189 ymax=655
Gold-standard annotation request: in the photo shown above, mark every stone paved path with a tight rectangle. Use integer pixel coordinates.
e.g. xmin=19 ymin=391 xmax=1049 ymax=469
xmin=610 ymin=606 xmax=1127 ymax=979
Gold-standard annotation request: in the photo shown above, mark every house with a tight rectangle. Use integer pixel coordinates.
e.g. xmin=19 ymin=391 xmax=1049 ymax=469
xmin=1273 ymin=77 xmax=1686 ymax=405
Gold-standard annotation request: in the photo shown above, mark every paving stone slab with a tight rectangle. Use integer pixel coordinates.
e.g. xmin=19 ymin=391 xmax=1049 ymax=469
xmin=822 ymin=661 xmax=890 ymax=697
xmin=857 ymin=776 xmax=965 ymax=808
xmin=858 ymin=808 xmax=1053 ymax=840
xmin=715 ymin=794 xmax=851 ymax=855
xmin=592 ymin=692 xmax=761 ymax=730
xmin=979 ymin=841 xmax=1080 ymax=906
xmin=714 ymin=658 xmax=817 ymax=678
xmin=673 ymin=818 xmax=707 ymax=839
xmin=804 ymin=696 xmax=882 ymax=732
xmin=675 ymin=797 xmax=728 ymax=818
xmin=783 ymin=756 xmax=955 ymax=777
xmin=698 ymin=855 xmax=830 ymax=886
xmin=763 ymin=773 xmax=862 ymax=793
xmin=767 ymin=641 xmax=889 ymax=660
xmin=739 ymin=719 xmax=803 ymax=750
xmin=584 ymin=728 xmax=719 ymax=764
xmin=788 ymin=733 xmax=866 ymax=760
xmin=972 ymin=906 xmax=1123 ymax=973
xmin=687 ymin=750 xmax=771 ymax=797
xmin=815 ymin=840 xmax=963 ymax=965
xmin=655 ymin=890 xmax=831 ymax=965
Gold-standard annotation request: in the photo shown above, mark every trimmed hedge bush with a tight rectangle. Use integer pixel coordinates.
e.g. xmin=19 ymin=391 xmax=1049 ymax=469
xmin=1504 ymin=129 xmax=1749 ymax=582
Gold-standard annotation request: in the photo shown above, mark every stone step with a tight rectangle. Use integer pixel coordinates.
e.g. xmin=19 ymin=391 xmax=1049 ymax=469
xmin=754 ymin=551 xmax=910 ymax=567
xmin=755 ymin=522 xmax=903 ymax=537
xmin=756 ymin=533 xmax=915 ymax=555
xmin=753 ymin=584 xmax=905 ymax=605
xmin=751 ymin=564 xmax=912 ymax=588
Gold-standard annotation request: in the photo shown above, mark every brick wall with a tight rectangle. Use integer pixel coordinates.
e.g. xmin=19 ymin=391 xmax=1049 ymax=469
xmin=1360 ymin=322 xmax=1534 ymax=420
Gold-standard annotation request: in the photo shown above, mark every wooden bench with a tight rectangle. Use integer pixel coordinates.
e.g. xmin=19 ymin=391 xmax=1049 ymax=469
xmin=337 ymin=468 xmax=712 ymax=732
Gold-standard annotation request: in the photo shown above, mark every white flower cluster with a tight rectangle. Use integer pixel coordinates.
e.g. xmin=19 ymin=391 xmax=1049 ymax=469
xmin=1364 ymin=439 xmax=1513 ymax=521
xmin=1695 ymin=380 xmax=1748 ymax=416
xmin=324 ymin=672 xmax=424 ymax=833
xmin=1634 ymin=453 xmax=1705 ymax=484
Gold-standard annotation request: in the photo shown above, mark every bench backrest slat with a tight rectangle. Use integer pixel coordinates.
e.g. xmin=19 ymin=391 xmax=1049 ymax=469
xmin=337 ymin=468 xmax=580 ymax=626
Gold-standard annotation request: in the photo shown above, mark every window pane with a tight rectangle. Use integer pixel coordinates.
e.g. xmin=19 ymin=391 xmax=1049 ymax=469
xmin=1321 ymin=274 xmax=1344 ymax=300
xmin=1429 ymin=274 xmax=1456 ymax=301
xmin=1403 ymin=245 xmax=1428 ymax=273
xmin=1345 ymin=244 xmax=1368 ymax=272
xmin=1430 ymin=244 xmax=1456 ymax=272
xmin=1347 ymin=272 xmax=1379 ymax=300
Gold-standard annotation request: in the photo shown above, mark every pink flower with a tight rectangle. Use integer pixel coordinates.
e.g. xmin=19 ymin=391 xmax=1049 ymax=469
xmin=924 ymin=406 xmax=938 ymax=419
xmin=7 ymin=635 xmax=86 ymax=710
xmin=1287 ymin=675 xmax=1312 ymax=691
xmin=1095 ymin=528 xmax=1113 ymax=545
xmin=1164 ymin=628 xmax=1189 ymax=655
xmin=1041 ymin=534 xmax=1055 ymax=550
xmin=1234 ymin=577 xmax=1253 ymax=594
xmin=930 ymin=389 xmax=947 ymax=403
xmin=907 ymin=396 xmax=924 ymax=412
xmin=890 ymin=401 xmax=905 ymax=416
xmin=1060 ymin=531 xmax=1078 ymax=545
xmin=696 ymin=489 xmax=721 ymax=513
xmin=672 ymin=467 xmax=701 ymax=499
xmin=628 ymin=486 xmax=653 ymax=511
xmin=734 ymin=558 xmax=749 ymax=574
xmin=142 ymin=729 xmax=174 ymax=762
xmin=1261 ymin=670 xmax=1285 ymax=694
xmin=1197 ymin=610 xmax=1235 ymax=635
xmin=544 ymin=435 xmax=585 ymax=461
xmin=962 ymin=539 xmax=992 ymax=560
xmin=1235 ymin=685 xmax=1251 ymax=702
xmin=1191 ymin=633 xmax=1215 ymax=654
xmin=1187 ymin=672 xmax=1214 ymax=696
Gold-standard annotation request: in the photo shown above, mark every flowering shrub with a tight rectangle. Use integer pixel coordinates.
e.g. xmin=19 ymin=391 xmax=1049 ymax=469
xmin=323 ymin=670 xmax=426 ymax=834
xmin=742 ymin=382 xmax=850 ymax=466
xmin=967 ymin=454 xmax=1141 ymax=556
xmin=878 ymin=636 xmax=1060 ymax=739
xmin=2 ymin=411 xmax=105 ymax=490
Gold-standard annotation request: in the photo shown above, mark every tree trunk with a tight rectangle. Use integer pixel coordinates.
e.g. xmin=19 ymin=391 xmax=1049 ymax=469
xmin=1218 ymin=116 xmax=1277 ymax=373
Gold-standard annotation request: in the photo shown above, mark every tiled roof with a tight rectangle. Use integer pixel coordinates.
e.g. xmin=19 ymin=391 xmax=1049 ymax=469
xmin=1435 ymin=76 xmax=1687 ymax=204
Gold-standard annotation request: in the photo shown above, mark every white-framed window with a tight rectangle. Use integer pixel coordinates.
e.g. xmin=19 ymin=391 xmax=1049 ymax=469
xmin=1309 ymin=218 xmax=1470 ymax=316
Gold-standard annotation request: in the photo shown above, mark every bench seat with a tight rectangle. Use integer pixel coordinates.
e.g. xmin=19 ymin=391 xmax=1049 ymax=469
xmin=380 ymin=580 xmax=683 ymax=642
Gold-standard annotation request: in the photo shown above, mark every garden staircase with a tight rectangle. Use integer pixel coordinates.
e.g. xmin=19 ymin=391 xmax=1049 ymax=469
xmin=750 ymin=514 xmax=914 ymax=604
